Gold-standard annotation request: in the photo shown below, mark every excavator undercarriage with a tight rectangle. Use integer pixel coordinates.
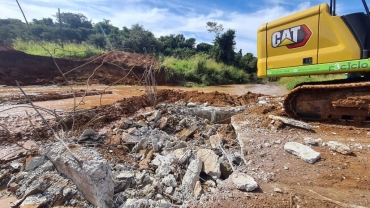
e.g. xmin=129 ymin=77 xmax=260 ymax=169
xmin=283 ymin=78 xmax=370 ymax=124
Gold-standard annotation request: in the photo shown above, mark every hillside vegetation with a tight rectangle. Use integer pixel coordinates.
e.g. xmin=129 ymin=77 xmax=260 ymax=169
xmin=1 ymin=15 xmax=259 ymax=86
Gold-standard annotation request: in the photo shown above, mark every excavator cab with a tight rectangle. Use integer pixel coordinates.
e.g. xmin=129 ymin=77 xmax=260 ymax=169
xmin=257 ymin=0 xmax=370 ymax=78
xmin=256 ymin=0 xmax=370 ymax=124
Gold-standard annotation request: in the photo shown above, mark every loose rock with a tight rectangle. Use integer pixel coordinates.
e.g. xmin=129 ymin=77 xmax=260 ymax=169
xmin=284 ymin=142 xmax=321 ymax=164
xmin=231 ymin=172 xmax=258 ymax=191
xmin=197 ymin=149 xmax=221 ymax=179
xmin=327 ymin=141 xmax=352 ymax=155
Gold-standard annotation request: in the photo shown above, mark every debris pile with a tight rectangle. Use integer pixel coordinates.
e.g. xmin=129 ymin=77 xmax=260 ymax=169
xmin=1 ymin=90 xmax=370 ymax=208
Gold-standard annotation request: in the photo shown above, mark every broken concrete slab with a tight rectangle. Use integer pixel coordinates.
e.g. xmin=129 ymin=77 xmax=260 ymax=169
xmin=151 ymin=154 xmax=178 ymax=177
xmin=0 ymin=140 xmax=38 ymax=162
xmin=181 ymin=158 xmax=202 ymax=194
xmin=269 ymin=115 xmax=313 ymax=130
xmin=25 ymin=156 xmax=46 ymax=171
xmin=327 ymin=141 xmax=352 ymax=155
xmin=41 ymin=142 xmax=114 ymax=208
xmin=284 ymin=142 xmax=321 ymax=164
xmin=231 ymin=172 xmax=258 ymax=191
xmin=197 ymin=149 xmax=221 ymax=179
xmin=188 ymin=106 xmax=245 ymax=124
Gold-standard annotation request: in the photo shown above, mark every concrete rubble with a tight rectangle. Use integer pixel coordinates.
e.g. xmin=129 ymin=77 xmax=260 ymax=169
xmin=284 ymin=142 xmax=321 ymax=164
xmin=2 ymin=94 xmax=368 ymax=208
xmin=326 ymin=141 xmax=352 ymax=155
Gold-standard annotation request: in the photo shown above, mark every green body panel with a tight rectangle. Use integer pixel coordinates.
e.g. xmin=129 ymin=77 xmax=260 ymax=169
xmin=267 ymin=59 xmax=370 ymax=77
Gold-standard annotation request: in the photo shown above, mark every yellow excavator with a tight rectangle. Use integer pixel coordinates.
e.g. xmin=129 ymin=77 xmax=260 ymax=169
xmin=257 ymin=0 xmax=370 ymax=124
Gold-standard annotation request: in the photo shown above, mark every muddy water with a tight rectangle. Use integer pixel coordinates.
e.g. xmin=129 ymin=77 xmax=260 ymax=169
xmin=0 ymin=84 xmax=287 ymax=112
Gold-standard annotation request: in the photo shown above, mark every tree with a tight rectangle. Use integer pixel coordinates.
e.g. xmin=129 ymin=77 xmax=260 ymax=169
xmin=0 ymin=19 xmax=28 ymax=43
xmin=87 ymin=33 xmax=106 ymax=48
xmin=122 ymin=24 xmax=162 ymax=54
xmin=206 ymin=21 xmax=224 ymax=36
xmin=196 ymin=42 xmax=213 ymax=52
xmin=212 ymin=29 xmax=236 ymax=65
xmin=55 ymin=12 xmax=92 ymax=29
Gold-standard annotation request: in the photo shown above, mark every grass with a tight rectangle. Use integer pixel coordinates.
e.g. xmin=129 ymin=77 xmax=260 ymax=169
xmin=158 ymin=54 xmax=249 ymax=86
xmin=277 ymin=74 xmax=346 ymax=90
xmin=12 ymin=39 xmax=105 ymax=59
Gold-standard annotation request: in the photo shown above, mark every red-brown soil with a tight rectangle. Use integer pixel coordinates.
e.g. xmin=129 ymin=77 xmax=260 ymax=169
xmin=0 ymin=48 xmax=168 ymax=86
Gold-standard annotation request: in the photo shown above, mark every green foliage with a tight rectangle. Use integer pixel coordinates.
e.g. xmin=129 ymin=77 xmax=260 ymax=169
xmin=212 ymin=29 xmax=236 ymax=65
xmin=0 ymin=13 xmax=259 ymax=83
xmin=122 ymin=24 xmax=163 ymax=54
xmin=54 ymin=12 xmax=92 ymax=29
xmin=158 ymin=34 xmax=196 ymax=58
xmin=0 ymin=19 xmax=28 ymax=43
xmin=196 ymin=42 xmax=213 ymax=52
xmin=278 ymin=74 xmax=345 ymax=90
xmin=158 ymin=54 xmax=249 ymax=86
xmin=12 ymin=39 xmax=105 ymax=58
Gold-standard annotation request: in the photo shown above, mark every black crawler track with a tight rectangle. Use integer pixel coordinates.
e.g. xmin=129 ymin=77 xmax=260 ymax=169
xmin=283 ymin=77 xmax=370 ymax=125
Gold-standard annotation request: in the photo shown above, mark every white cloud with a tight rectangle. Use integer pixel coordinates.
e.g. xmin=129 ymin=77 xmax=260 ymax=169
xmin=0 ymin=0 xmax=322 ymax=54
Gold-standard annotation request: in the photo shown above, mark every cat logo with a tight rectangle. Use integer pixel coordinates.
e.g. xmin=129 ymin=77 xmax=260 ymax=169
xmin=271 ymin=24 xmax=312 ymax=49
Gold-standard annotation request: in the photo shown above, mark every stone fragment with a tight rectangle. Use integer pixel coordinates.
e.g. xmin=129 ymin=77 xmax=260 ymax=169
xmin=123 ymin=199 xmax=173 ymax=208
xmin=172 ymin=148 xmax=191 ymax=164
xmin=209 ymin=134 xmax=222 ymax=148
xmin=181 ymin=158 xmax=202 ymax=193
xmin=284 ymin=142 xmax=321 ymax=164
xmin=193 ymin=181 xmax=203 ymax=198
xmin=177 ymin=126 xmax=198 ymax=140
xmin=327 ymin=141 xmax=352 ymax=155
xmin=117 ymin=171 xmax=135 ymax=180
xmin=220 ymin=162 xmax=233 ymax=179
xmin=188 ymin=106 xmax=245 ymax=123
xmin=9 ymin=182 xmax=19 ymax=192
xmin=231 ymin=172 xmax=258 ymax=191
xmin=165 ymin=186 xmax=173 ymax=195
xmin=20 ymin=194 xmax=48 ymax=207
xmin=162 ymin=175 xmax=177 ymax=187
xmin=187 ymin=102 xmax=197 ymax=107
xmin=158 ymin=117 xmax=168 ymax=130
xmin=147 ymin=110 xmax=161 ymax=122
xmin=25 ymin=156 xmax=46 ymax=171
xmin=269 ymin=115 xmax=313 ymax=130
xmin=127 ymin=127 xmax=136 ymax=134
xmin=40 ymin=161 xmax=54 ymax=172
xmin=304 ymin=137 xmax=322 ymax=146
xmin=197 ymin=149 xmax=221 ymax=179
xmin=104 ymin=135 xmax=121 ymax=145
xmin=274 ymin=187 xmax=283 ymax=193
xmin=138 ymin=150 xmax=153 ymax=170
xmin=41 ymin=142 xmax=114 ymax=208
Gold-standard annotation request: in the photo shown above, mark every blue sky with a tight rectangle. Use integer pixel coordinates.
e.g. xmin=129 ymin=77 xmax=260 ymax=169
xmin=0 ymin=0 xmax=365 ymax=55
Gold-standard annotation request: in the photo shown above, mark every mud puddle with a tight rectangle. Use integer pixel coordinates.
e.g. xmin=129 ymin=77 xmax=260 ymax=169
xmin=0 ymin=83 xmax=286 ymax=112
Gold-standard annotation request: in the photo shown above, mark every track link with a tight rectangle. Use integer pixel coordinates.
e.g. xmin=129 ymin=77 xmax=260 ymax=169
xmin=283 ymin=79 xmax=370 ymax=124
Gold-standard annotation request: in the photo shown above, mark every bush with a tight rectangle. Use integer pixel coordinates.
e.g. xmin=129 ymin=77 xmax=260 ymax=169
xmin=158 ymin=54 xmax=249 ymax=86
